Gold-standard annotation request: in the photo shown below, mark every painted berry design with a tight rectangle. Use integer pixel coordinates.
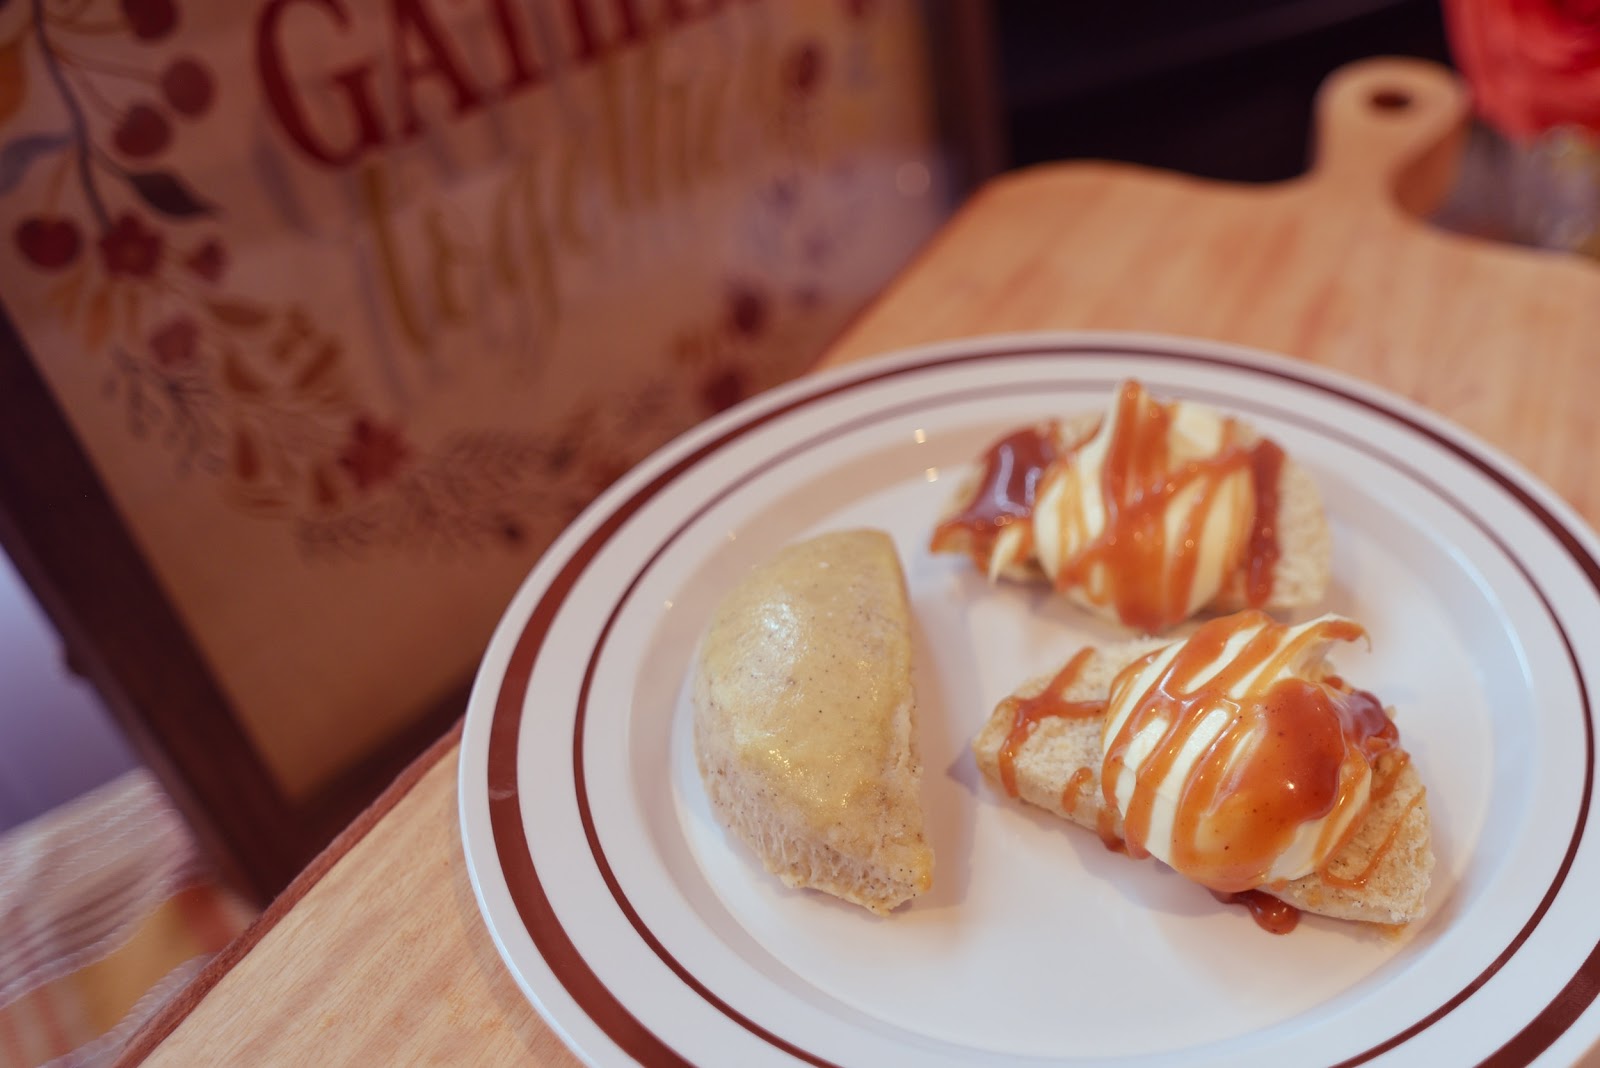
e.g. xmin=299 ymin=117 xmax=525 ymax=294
xmin=183 ymin=238 xmax=224 ymax=282
xmin=783 ymin=40 xmax=826 ymax=97
xmin=14 ymin=216 xmax=80 ymax=268
xmin=112 ymin=102 xmax=170 ymax=157
xmin=160 ymin=58 xmax=213 ymax=118
xmin=96 ymin=212 xmax=163 ymax=276
xmin=119 ymin=0 xmax=178 ymax=41
xmin=725 ymin=280 xmax=769 ymax=339
xmin=338 ymin=417 xmax=411 ymax=492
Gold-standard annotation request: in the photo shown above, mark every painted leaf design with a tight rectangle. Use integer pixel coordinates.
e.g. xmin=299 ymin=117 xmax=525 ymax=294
xmin=84 ymin=286 xmax=112 ymax=350
xmin=126 ymin=170 xmax=214 ymax=219
xmin=122 ymin=287 xmax=141 ymax=344
xmin=232 ymin=427 xmax=260 ymax=481
xmin=311 ymin=376 xmax=351 ymax=407
xmin=225 ymin=477 xmax=290 ymax=515
xmin=221 ymin=350 xmax=266 ymax=395
xmin=270 ymin=308 xmax=313 ymax=362
xmin=293 ymin=341 xmax=340 ymax=391
xmin=0 ymin=35 xmax=26 ymax=129
xmin=0 ymin=133 xmax=69 ymax=196
xmin=204 ymin=297 xmax=270 ymax=329
xmin=48 ymin=267 xmax=85 ymax=317
xmin=311 ymin=464 xmax=340 ymax=508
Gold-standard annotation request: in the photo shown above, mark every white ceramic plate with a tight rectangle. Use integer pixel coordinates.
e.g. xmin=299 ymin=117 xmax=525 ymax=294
xmin=459 ymin=333 xmax=1600 ymax=1067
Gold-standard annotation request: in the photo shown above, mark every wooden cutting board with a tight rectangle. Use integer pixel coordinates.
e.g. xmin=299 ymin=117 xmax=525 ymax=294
xmin=822 ymin=56 xmax=1600 ymax=527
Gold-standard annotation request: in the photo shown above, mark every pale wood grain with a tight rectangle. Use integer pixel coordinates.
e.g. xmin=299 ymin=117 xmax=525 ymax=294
xmin=137 ymin=58 xmax=1600 ymax=1066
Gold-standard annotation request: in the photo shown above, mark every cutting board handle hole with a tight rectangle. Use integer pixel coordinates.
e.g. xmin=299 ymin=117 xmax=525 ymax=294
xmin=1369 ymin=88 xmax=1413 ymax=113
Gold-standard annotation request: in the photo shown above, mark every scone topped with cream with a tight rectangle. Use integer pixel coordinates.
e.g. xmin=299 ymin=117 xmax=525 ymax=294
xmin=973 ymin=609 xmax=1432 ymax=931
xmin=932 ymin=380 xmax=1330 ymax=633
xmin=1103 ymin=612 xmax=1396 ymax=891
xmin=693 ymin=529 xmax=933 ymax=915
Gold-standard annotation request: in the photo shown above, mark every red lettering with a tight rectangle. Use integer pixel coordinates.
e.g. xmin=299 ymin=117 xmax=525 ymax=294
xmin=392 ymin=0 xmax=484 ymax=140
xmin=484 ymin=0 xmax=544 ymax=97
xmin=565 ymin=0 xmax=644 ymax=63
xmin=258 ymin=0 xmax=756 ymax=168
xmin=257 ymin=0 xmax=388 ymax=167
xmin=661 ymin=0 xmax=724 ymax=24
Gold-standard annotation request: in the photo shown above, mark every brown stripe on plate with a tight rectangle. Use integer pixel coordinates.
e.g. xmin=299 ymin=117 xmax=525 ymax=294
xmin=485 ymin=340 xmax=1600 ymax=1066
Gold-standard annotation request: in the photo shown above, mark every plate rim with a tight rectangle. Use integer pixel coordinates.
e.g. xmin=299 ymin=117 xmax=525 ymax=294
xmin=459 ymin=330 xmax=1600 ymax=1067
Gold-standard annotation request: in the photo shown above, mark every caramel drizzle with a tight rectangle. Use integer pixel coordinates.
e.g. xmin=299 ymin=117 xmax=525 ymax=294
xmin=996 ymin=647 xmax=1105 ymax=798
xmin=930 ymin=422 xmax=1060 ymax=569
xmin=931 ymin=382 xmax=1290 ymax=632
xmin=1101 ymin=611 xmax=1401 ymax=893
xmin=1211 ymin=889 xmax=1300 ymax=934
xmin=1096 ymin=804 xmax=1126 ymax=854
xmin=1317 ymin=750 xmax=1419 ymax=890
xmin=1219 ymin=748 xmax=1415 ymax=930
xmin=1244 ymin=439 xmax=1286 ymax=607
xmin=1061 ymin=766 xmax=1095 ymax=815
xmin=1047 ymin=382 xmax=1252 ymax=632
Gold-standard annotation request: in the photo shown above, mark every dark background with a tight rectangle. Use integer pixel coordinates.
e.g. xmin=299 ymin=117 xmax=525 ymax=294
xmin=988 ymin=0 xmax=1455 ymax=183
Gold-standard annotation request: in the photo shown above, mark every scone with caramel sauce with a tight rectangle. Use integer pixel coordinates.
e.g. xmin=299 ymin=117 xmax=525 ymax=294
xmin=693 ymin=529 xmax=933 ymax=915
xmin=972 ymin=610 xmax=1432 ymax=931
xmin=931 ymin=380 xmax=1331 ymax=634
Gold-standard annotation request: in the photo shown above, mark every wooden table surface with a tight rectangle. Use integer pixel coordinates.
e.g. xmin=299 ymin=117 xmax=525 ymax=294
xmin=125 ymin=58 xmax=1600 ymax=1067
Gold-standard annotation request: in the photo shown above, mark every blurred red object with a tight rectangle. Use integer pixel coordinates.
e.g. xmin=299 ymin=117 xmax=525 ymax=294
xmin=1444 ymin=0 xmax=1600 ymax=140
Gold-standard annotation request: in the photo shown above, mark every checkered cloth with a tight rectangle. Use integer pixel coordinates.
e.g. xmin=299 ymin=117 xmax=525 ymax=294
xmin=0 ymin=772 xmax=254 ymax=1067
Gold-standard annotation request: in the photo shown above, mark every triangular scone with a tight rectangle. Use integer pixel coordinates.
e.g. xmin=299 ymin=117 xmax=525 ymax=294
xmin=694 ymin=529 xmax=933 ymax=915
xmin=972 ymin=628 xmax=1433 ymax=927
xmin=932 ymin=384 xmax=1332 ymax=632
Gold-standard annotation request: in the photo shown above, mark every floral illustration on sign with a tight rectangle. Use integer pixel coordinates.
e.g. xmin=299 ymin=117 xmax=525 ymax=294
xmin=1 ymin=0 xmax=662 ymax=558
xmin=4 ymin=1 xmax=898 ymax=559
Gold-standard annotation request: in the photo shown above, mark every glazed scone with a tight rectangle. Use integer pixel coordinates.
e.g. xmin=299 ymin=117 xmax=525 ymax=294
xmin=972 ymin=611 xmax=1432 ymax=928
xmin=693 ymin=529 xmax=933 ymax=914
xmin=931 ymin=381 xmax=1331 ymax=634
